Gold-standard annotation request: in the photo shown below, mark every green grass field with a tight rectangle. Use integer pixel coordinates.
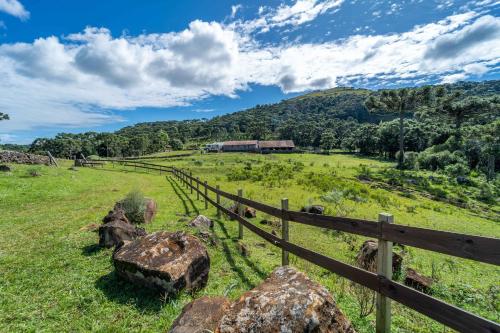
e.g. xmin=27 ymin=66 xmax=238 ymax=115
xmin=1 ymin=153 xmax=498 ymax=332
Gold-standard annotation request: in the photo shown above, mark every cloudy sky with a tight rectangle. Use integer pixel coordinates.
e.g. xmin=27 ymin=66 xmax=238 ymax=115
xmin=0 ymin=0 xmax=499 ymax=143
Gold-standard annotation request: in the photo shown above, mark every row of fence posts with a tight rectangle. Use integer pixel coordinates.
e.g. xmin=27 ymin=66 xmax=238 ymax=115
xmin=172 ymin=168 xmax=393 ymax=333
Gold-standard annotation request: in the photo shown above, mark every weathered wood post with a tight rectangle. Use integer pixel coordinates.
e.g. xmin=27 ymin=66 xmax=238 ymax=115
xmin=216 ymin=185 xmax=221 ymax=219
xmin=196 ymin=177 xmax=200 ymax=200
xmin=190 ymin=171 xmax=193 ymax=194
xmin=281 ymin=198 xmax=289 ymax=266
xmin=204 ymin=181 xmax=208 ymax=209
xmin=376 ymin=212 xmax=394 ymax=333
xmin=238 ymin=189 xmax=243 ymax=239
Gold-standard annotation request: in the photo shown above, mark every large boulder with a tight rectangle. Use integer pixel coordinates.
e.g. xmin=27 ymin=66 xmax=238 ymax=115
xmin=114 ymin=198 xmax=157 ymax=224
xmin=113 ymin=231 xmax=210 ymax=295
xmin=102 ymin=208 xmax=130 ymax=224
xmin=216 ymin=266 xmax=356 ymax=333
xmin=169 ymin=296 xmax=230 ymax=333
xmin=301 ymin=205 xmax=325 ymax=215
xmin=356 ymin=240 xmax=403 ymax=276
xmin=188 ymin=215 xmax=213 ymax=229
xmin=99 ymin=219 xmax=146 ymax=248
xmin=405 ymin=268 xmax=433 ymax=294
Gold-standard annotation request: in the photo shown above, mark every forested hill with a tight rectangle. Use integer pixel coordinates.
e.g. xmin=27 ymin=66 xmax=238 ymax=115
xmin=14 ymin=80 xmax=499 ymax=159
xmin=117 ymin=87 xmax=388 ymax=147
xmin=116 ymin=81 xmax=499 ymax=148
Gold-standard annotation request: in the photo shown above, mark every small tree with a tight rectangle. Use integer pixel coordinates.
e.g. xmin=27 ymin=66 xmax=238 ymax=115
xmin=0 ymin=112 xmax=8 ymax=121
xmin=365 ymin=87 xmax=433 ymax=168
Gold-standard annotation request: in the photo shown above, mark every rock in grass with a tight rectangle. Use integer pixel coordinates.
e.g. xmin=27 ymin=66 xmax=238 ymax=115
xmin=169 ymin=296 xmax=230 ymax=333
xmin=144 ymin=198 xmax=157 ymax=223
xmin=356 ymin=240 xmax=403 ymax=277
xmin=98 ymin=219 xmax=146 ymax=248
xmin=301 ymin=205 xmax=325 ymax=215
xmin=244 ymin=207 xmax=256 ymax=218
xmin=102 ymin=208 xmax=130 ymax=224
xmin=405 ymin=268 xmax=433 ymax=294
xmin=113 ymin=231 xmax=210 ymax=295
xmin=188 ymin=215 xmax=213 ymax=229
xmin=216 ymin=266 xmax=356 ymax=333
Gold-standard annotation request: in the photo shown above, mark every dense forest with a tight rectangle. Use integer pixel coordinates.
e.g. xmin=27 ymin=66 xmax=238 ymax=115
xmin=2 ymin=80 xmax=499 ymax=177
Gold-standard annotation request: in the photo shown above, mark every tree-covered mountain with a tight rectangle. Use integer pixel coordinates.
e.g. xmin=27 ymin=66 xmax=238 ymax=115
xmin=22 ymin=80 xmax=498 ymax=163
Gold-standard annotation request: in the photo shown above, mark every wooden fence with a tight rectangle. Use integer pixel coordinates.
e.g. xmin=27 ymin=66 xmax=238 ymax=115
xmin=82 ymin=160 xmax=500 ymax=333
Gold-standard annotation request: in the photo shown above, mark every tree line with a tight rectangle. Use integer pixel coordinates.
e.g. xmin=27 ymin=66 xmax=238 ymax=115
xmin=1 ymin=80 xmax=498 ymax=178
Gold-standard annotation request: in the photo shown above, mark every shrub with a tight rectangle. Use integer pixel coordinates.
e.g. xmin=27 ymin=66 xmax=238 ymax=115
xmin=26 ymin=167 xmax=41 ymax=177
xmin=476 ymin=183 xmax=496 ymax=204
xmin=401 ymin=151 xmax=419 ymax=170
xmin=119 ymin=190 xmax=146 ymax=224
xmin=193 ymin=160 xmax=203 ymax=166
xmin=444 ymin=163 xmax=470 ymax=177
xmin=357 ymin=164 xmax=372 ymax=180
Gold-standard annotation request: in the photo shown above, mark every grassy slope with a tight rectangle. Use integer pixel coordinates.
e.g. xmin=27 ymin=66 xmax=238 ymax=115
xmin=0 ymin=155 xmax=498 ymax=332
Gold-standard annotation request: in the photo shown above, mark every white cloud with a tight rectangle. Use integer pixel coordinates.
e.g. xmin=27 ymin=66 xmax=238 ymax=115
xmin=440 ymin=73 xmax=466 ymax=83
xmin=0 ymin=0 xmax=29 ymax=20
xmin=231 ymin=0 xmax=344 ymax=34
xmin=0 ymin=133 xmax=16 ymax=143
xmin=231 ymin=4 xmax=242 ymax=19
xmin=0 ymin=8 xmax=499 ymax=134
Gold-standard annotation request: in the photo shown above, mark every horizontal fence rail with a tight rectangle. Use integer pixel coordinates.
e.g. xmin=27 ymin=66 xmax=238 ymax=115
xmin=78 ymin=160 xmax=500 ymax=332
xmin=172 ymin=167 xmax=500 ymax=333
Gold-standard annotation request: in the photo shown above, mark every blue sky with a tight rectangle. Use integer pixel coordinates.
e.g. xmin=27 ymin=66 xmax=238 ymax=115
xmin=0 ymin=0 xmax=498 ymax=144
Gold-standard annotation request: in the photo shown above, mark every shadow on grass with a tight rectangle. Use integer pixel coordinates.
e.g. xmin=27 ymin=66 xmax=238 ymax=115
xmin=214 ymin=219 xmax=268 ymax=288
xmin=166 ymin=176 xmax=190 ymax=215
xmin=95 ymin=271 xmax=167 ymax=313
xmin=81 ymin=244 xmax=103 ymax=256
xmin=167 ymin=176 xmax=200 ymax=215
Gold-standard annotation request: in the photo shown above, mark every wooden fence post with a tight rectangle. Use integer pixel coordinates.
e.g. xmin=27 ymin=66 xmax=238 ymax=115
xmin=190 ymin=172 xmax=193 ymax=194
xmin=238 ymin=189 xmax=243 ymax=239
xmin=196 ymin=177 xmax=200 ymax=200
xmin=376 ymin=213 xmax=394 ymax=333
xmin=204 ymin=181 xmax=208 ymax=209
xmin=281 ymin=198 xmax=289 ymax=266
xmin=216 ymin=185 xmax=221 ymax=219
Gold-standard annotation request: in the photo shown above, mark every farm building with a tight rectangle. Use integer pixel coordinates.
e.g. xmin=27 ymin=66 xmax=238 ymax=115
xmin=222 ymin=140 xmax=259 ymax=152
xmin=204 ymin=142 xmax=223 ymax=152
xmin=258 ymin=140 xmax=295 ymax=153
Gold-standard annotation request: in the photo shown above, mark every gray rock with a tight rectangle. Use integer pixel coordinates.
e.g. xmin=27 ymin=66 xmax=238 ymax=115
xmin=169 ymin=296 xmax=230 ymax=333
xmin=98 ymin=219 xmax=146 ymax=248
xmin=216 ymin=266 xmax=356 ymax=333
xmin=188 ymin=215 xmax=213 ymax=229
xmin=113 ymin=231 xmax=210 ymax=295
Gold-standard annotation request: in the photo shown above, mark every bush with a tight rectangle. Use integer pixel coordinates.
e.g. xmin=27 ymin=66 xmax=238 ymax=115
xmin=193 ymin=160 xmax=203 ymax=166
xmin=444 ymin=163 xmax=469 ymax=177
xmin=401 ymin=151 xmax=419 ymax=170
xmin=418 ymin=149 xmax=467 ymax=172
xmin=357 ymin=164 xmax=372 ymax=180
xmin=119 ymin=190 xmax=146 ymax=224
xmin=26 ymin=167 xmax=41 ymax=177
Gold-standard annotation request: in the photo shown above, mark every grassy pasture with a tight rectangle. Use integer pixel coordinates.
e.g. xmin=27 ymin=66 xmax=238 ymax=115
xmin=0 ymin=153 xmax=498 ymax=332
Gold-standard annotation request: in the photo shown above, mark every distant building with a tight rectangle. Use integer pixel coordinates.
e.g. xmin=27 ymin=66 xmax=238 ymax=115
xmin=208 ymin=140 xmax=296 ymax=153
xmin=204 ymin=142 xmax=223 ymax=152
xmin=222 ymin=140 xmax=259 ymax=152
xmin=258 ymin=140 xmax=295 ymax=153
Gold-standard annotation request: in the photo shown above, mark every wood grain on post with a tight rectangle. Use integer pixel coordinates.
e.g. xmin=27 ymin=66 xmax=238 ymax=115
xmin=281 ymin=198 xmax=289 ymax=266
xmin=216 ymin=185 xmax=221 ymax=218
xmin=204 ymin=181 xmax=208 ymax=209
xmin=376 ymin=213 xmax=394 ymax=333
xmin=238 ymin=189 xmax=243 ymax=239
xmin=196 ymin=177 xmax=200 ymax=200
xmin=190 ymin=172 xmax=193 ymax=194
